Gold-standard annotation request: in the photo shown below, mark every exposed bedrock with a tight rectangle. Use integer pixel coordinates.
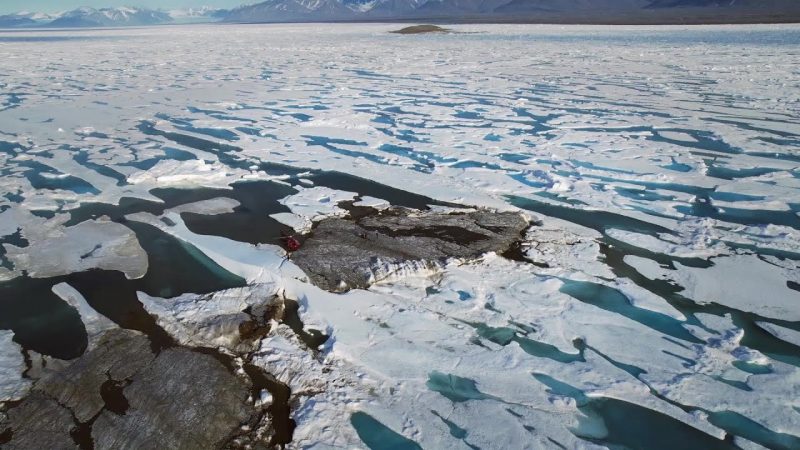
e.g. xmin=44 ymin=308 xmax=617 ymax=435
xmin=0 ymin=329 xmax=255 ymax=450
xmin=1 ymin=392 xmax=78 ymax=450
xmin=36 ymin=329 xmax=154 ymax=423
xmin=290 ymin=207 xmax=529 ymax=291
xmin=91 ymin=348 xmax=251 ymax=450
xmin=390 ymin=25 xmax=452 ymax=34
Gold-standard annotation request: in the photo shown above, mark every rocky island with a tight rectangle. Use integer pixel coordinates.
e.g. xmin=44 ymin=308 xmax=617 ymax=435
xmin=390 ymin=24 xmax=451 ymax=34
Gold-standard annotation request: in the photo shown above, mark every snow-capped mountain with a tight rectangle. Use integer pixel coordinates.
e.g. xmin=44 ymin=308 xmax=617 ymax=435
xmin=225 ymin=0 xmax=358 ymax=22
xmin=363 ymin=0 xmax=432 ymax=18
xmin=225 ymin=0 xmax=800 ymax=23
xmin=0 ymin=14 xmax=37 ymax=28
xmin=415 ymin=0 xmax=637 ymax=19
xmin=411 ymin=0 xmax=520 ymax=18
xmin=16 ymin=11 xmax=59 ymax=21
xmin=224 ymin=0 xmax=439 ymax=21
xmin=0 ymin=11 xmax=57 ymax=28
xmin=168 ymin=6 xmax=229 ymax=23
xmin=0 ymin=6 xmax=230 ymax=28
xmin=47 ymin=7 xmax=173 ymax=27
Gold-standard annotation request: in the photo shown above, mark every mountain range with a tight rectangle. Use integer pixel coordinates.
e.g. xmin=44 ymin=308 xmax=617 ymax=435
xmin=1 ymin=0 xmax=799 ymax=27
xmin=168 ymin=6 xmax=230 ymax=23
xmin=0 ymin=6 xmax=225 ymax=28
xmin=227 ymin=0 xmax=800 ymax=23
xmin=46 ymin=6 xmax=172 ymax=27
xmin=0 ymin=11 xmax=58 ymax=28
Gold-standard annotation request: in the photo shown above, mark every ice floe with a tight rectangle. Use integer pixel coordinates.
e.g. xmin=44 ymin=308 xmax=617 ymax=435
xmin=3 ymin=213 xmax=147 ymax=280
xmin=274 ymin=186 xmax=358 ymax=233
xmin=52 ymin=282 xmax=117 ymax=346
xmin=668 ymin=255 xmax=800 ymax=321
xmin=0 ymin=331 xmax=31 ymax=402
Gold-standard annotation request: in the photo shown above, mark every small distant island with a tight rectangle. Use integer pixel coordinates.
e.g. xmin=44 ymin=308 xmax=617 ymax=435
xmin=390 ymin=24 xmax=451 ymax=34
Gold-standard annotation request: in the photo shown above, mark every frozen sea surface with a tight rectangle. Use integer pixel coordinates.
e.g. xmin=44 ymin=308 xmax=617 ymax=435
xmin=1 ymin=23 xmax=799 ymax=449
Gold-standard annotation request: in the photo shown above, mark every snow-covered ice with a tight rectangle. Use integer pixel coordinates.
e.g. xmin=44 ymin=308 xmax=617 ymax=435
xmin=1 ymin=23 xmax=799 ymax=449
xmin=0 ymin=331 xmax=31 ymax=402
xmin=138 ymin=283 xmax=281 ymax=351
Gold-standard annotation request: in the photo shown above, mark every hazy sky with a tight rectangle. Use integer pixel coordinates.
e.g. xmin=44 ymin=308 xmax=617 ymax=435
xmin=0 ymin=1 xmax=249 ymax=14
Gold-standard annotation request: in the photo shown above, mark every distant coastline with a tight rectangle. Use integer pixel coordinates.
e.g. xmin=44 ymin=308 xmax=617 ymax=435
xmin=3 ymin=18 xmax=800 ymax=31
xmin=221 ymin=1 xmax=800 ymax=27
xmin=2 ymin=7 xmax=799 ymax=30
xmin=220 ymin=15 xmax=800 ymax=26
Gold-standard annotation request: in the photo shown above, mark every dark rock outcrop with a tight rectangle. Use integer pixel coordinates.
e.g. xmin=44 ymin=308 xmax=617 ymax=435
xmin=35 ymin=329 xmax=154 ymax=423
xmin=92 ymin=348 xmax=252 ymax=450
xmin=1 ymin=331 xmax=255 ymax=450
xmin=390 ymin=24 xmax=451 ymax=34
xmin=291 ymin=208 xmax=528 ymax=291
xmin=1 ymin=393 xmax=78 ymax=450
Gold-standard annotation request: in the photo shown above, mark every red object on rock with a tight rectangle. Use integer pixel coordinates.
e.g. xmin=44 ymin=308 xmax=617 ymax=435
xmin=285 ymin=236 xmax=301 ymax=252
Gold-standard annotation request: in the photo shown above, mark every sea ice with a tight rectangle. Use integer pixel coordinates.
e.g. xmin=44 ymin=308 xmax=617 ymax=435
xmin=1 ymin=22 xmax=799 ymax=449
xmin=52 ymin=282 xmax=117 ymax=346
xmin=3 ymin=214 xmax=148 ymax=280
xmin=670 ymin=255 xmax=800 ymax=321
xmin=0 ymin=331 xmax=31 ymax=402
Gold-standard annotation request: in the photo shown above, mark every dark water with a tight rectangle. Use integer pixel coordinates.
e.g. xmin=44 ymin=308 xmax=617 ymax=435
xmin=73 ymin=149 xmax=129 ymax=186
xmin=0 ymin=221 xmax=245 ymax=359
xmin=508 ymin=195 xmax=673 ymax=236
xmin=65 ymin=179 xmax=295 ymax=230
xmin=306 ymin=170 xmax=446 ymax=210
xmin=675 ymin=198 xmax=800 ymax=230
xmin=0 ymin=275 xmax=88 ymax=359
xmin=17 ymin=160 xmax=100 ymax=195
xmin=0 ymin=229 xmax=27 ymax=270
xmin=180 ymin=180 xmax=296 ymax=245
